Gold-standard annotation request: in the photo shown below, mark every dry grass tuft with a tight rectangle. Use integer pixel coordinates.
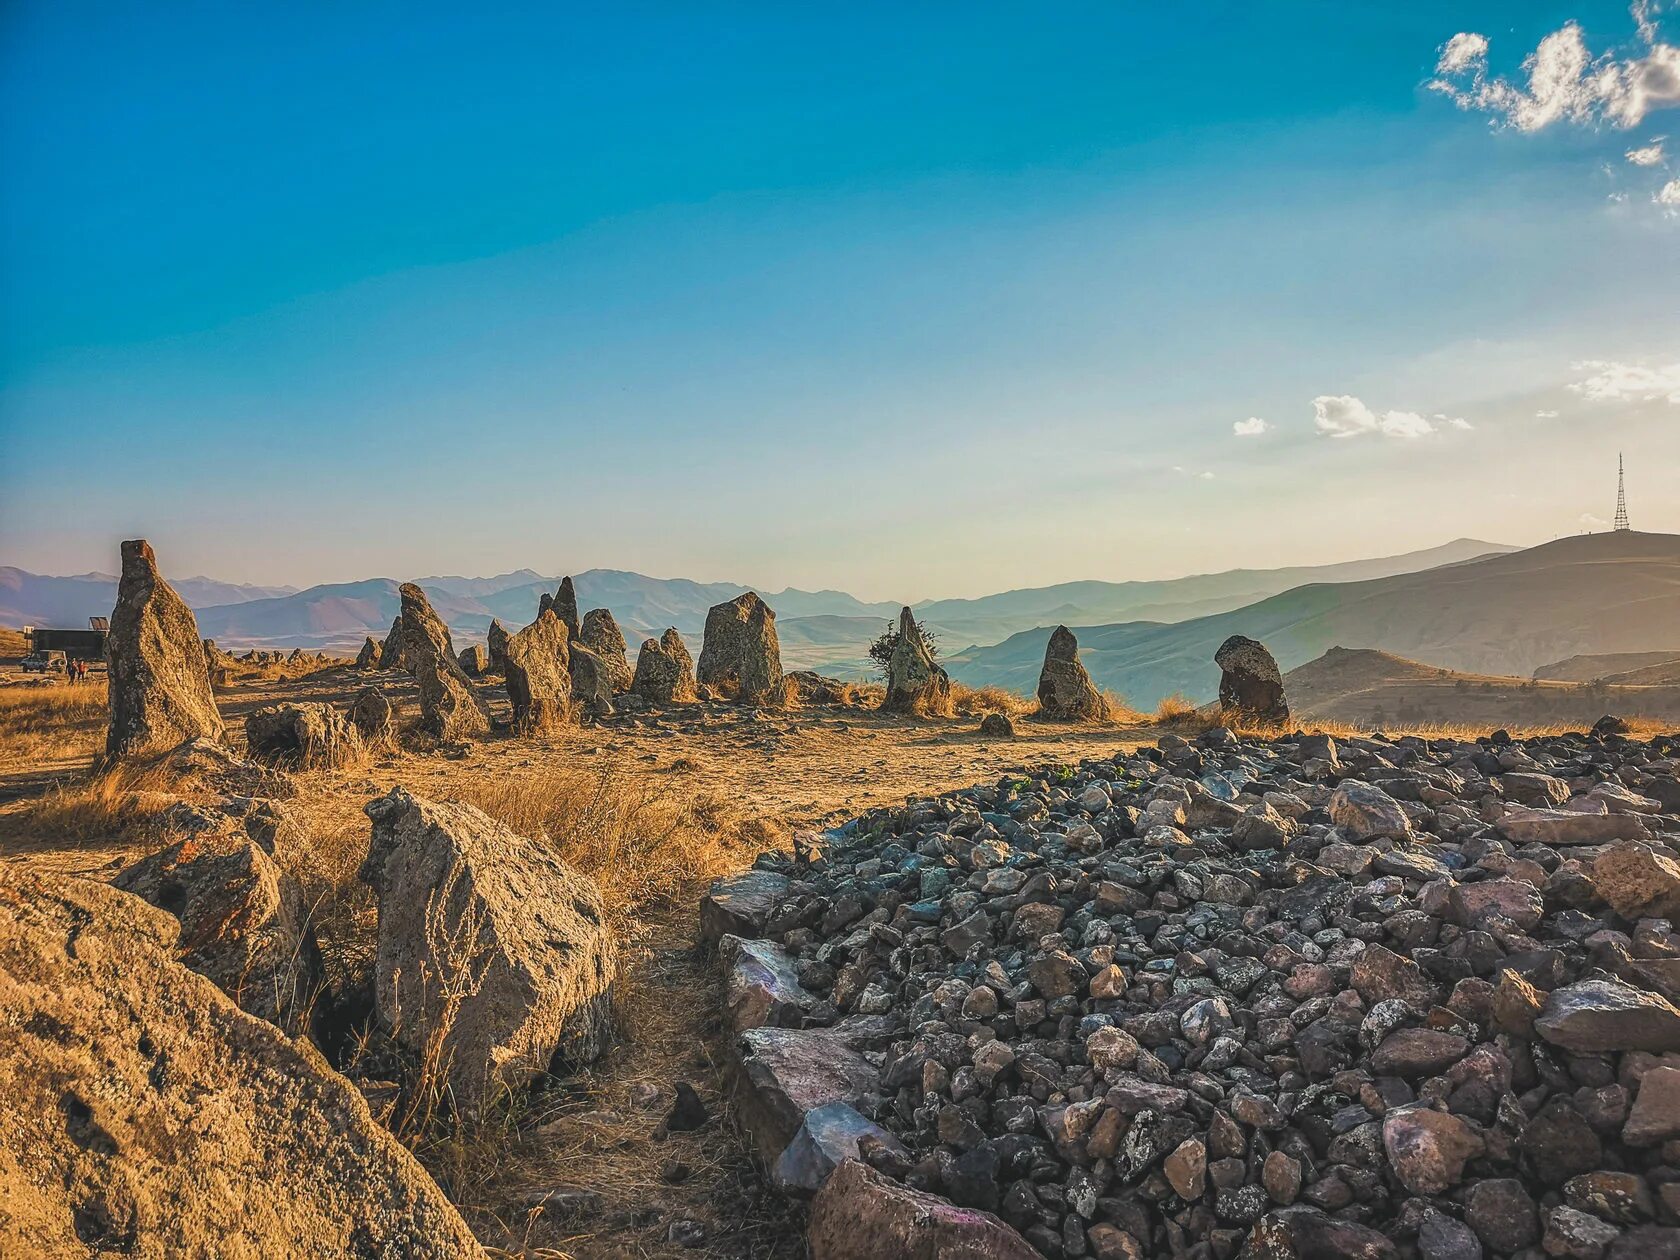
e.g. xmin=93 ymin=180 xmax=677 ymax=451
xmin=1152 ymin=692 xmax=1199 ymax=724
xmin=1101 ymin=690 xmax=1144 ymax=724
xmin=24 ymin=760 xmax=177 ymax=839
xmin=452 ymin=763 xmax=773 ymax=928
xmin=950 ymin=682 xmax=1032 ymax=718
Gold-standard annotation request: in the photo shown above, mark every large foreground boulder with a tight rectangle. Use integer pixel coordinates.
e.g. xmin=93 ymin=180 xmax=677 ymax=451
xmin=0 ymin=869 xmax=484 ymax=1259
xmin=399 ymin=584 xmax=489 ymax=741
xmin=630 ymin=630 xmax=697 ymax=705
xmin=807 ymin=1160 xmax=1039 ymax=1260
xmin=882 ymin=607 xmax=952 ymax=716
xmin=359 ymin=790 xmax=618 ymax=1113
xmin=1036 ymin=624 xmax=1104 ymax=721
xmin=245 ymin=702 xmax=362 ymax=770
xmin=105 ymin=539 xmax=226 ymax=759
xmin=697 ymin=591 xmax=785 ymax=706
xmin=503 ymin=610 xmax=571 ymax=733
xmin=579 ymin=608 xmax=633 ymax=692
xmin=1215 ymin=634 xmax=1289 ymax=726
xmin=114 ymin=803 xmax=320 ymax=1028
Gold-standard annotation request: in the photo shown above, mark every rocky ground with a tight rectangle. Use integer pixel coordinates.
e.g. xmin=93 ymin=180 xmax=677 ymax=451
xmin=708 ymin=723 xmax=1680 ymax=1260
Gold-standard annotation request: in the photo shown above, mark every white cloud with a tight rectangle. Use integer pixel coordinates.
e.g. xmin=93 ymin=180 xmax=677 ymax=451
xmin=1536 ymin=408 xmax=1561 ymax=418
xmin=1232 ymin=417 xmax=1270 ymax=437
xmin=1430 ymin=17 xmax=1680 ymax=132
xmin=1448 ymin=417 xmax=1476 ymax=430
xmin=1627 ymin=139 xmax=1668 ymax=163
xmin=1438 ymin=32 xmax=1490 ymax=75
xmin=1569 ymin=358 xmax=1680 ymax=402
xmin=1659 ymin=176 xmax=1680 ymax=203
xmin=1580 ymin=512 xmax=1610 ymax=530
xmin=1198 ymin=471 xmax=1216 ymax=480
xmin=1312 ymin=395 xmax=1440 ymax=439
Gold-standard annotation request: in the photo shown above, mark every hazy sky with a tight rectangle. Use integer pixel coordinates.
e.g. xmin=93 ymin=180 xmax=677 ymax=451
xmin=2 ymin=2 xmax=1678 ymax=600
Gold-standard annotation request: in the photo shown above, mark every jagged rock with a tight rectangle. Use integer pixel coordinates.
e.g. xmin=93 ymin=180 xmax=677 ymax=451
xmin=882 ymin=607 xmax=952 ymax=716
xmin=806 ymin=1159 xmax=1038 ymax=1259
xmin=1329 ymin=780 xmax=1412 ymax=840
xmin=355 ymin=636 xmax=382 ymax=669
xmin=1036 ymin=624 xmax=1104 ymax=721
xmin=105 ymin=539 xmax=226 ymax=759
xmin=700 ymin=870 xmax=793 ymax=944
xmin=774 ymin=1104 xmax=909 ymax=1196
xmin=697 ymin=592 xmax=785 ymax=706
xmin=245 ymin=702 xmax=362 ymax=769
xmin=350 ymin=686 xmax=398 ymax=748
xmin=1496 ymin=807 xmax=1651 ymax=846
xmin=721 ymin=935 xmax=814 ymax=1032
xmin=568 ymin=644 xmax=615 ymax=718
xmin=114 ymin=805 xmax=319 ymax=1027
xmin=553 ymin=576 xmax=581 ymax=641
xmin=1593 ymin=843 xmax=1680 ymax=921
xmin=1624 ymin=1066 xmax=1680 ymax=1147
xmin=457 ymin=645 xmax=488 ymax=678
xmin=788 ymin=670 xmax=851 ymax=705
xmin=380 ymin=614 xmax=405 ymax=671
xmin=485 ymin=619 xmax=510 ymax=673
xmin=1246 ymin=1208 xmax=1398 ymax=1260
xmin=1535 ymin=979 xmax=1680 ymax=1053
xmin=1383 ymin=1106 xmax=1484 ymax=1194
xmin=1214 ymin=633 xmax=1288 ymax=726
xmin=399 ymin=583 xmax=489 ymax=741
xmin=631 ymin=631 xmax=697 ymax=705
xmin=503 ymin=610 xmax=571 ymax=733
xmin=579 ymin=608 xmax=633 ymax=692
xmin=0 ymin=869 xmax=484 ymax=1259
xmin=359 ymin=790 xmax=617 ymax=1114
xmin=732 ymin=1026 xmax=880 ymax=1165
xmin=980 ymin=712 xmax=1016 ymax=737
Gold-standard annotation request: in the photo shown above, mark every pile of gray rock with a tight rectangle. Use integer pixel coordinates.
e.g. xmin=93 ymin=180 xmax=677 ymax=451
xmin=706 ymin=724 xmax=1680 ymax=1260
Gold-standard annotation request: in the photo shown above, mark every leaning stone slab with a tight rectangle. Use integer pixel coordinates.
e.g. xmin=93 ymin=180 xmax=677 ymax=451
xmin=359 ymin=789 xmax=618 ymax=1114
xmin=720 ymin=934 xmax=814 ymax=1033
xmin=700 ymin=870 xmax=792 ymax=944
xmin=806 ymin=1158 xmax=1038 ymax=1260
xmin=1534 ymin=978 xmax=1680 ymax=1053
xmin=0 ymin=869 xmax=484 ymax=1259
xmin=1496 ymin=807 xmax=1652 ymax=847
xmin=733 ymin=1026 xmax=880 ymax=1166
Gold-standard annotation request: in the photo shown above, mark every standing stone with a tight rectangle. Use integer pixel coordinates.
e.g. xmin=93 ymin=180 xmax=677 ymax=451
xmin=1215 ymin=634 xmax=1289 ymax=726
xmin=0 ymin=869 xmax=485 ymax=1260
xmin=245 ymin=702 xmax=362 ymax=770
xmin=1036 ymin=624 xmax=1105 ymax=721
xmin=697 ymin=591 xmax=785 ymax=706
xmin=105 ymin=539 xmax=226 ymax=759
xmin=631 ymin=630 xmax=697 ymax=705
xmin=379 ymin=614 xmax=405 ymax=671
xmin=399 ymin=583 xmax=489 ymax=741
xmin=504 ymin=610 xmax=572 ymax=733
xmin=554 ymin=576 xmax=581 ymax=641
xmin=568 ymin=644 xmax=615 ymax=719
xmin=485 ymin=619 xmax=510 ymax=673
xmin=882 ymin=606 xmax=952 ymax=716
xmin=457 ymin=645 xmax=488 ymax=678
xmin=359 ymin=790 xmax=618 ymax=1114
xmin=355 ymin=636 xmax=382 ymax=670
xmin=579 ymin=608 xmax=633 ymax=692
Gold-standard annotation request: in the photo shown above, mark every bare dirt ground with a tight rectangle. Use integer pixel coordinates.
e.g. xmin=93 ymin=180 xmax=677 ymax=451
xmin=0 ymin=663 xmax=1155 ymax=1259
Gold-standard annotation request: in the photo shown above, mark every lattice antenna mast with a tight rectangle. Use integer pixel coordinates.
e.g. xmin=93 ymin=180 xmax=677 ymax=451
xmin=1614 ymin=453 xmax=1630 ymax=532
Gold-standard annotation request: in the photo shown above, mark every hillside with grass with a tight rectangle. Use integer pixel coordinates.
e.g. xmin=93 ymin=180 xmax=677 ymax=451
xmin=948 ymin=530 xmax=1680 ymax=710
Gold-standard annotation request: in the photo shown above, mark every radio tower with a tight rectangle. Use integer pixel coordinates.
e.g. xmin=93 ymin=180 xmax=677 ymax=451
xmin=1614 ymin=453 xmax=1631 ymax=532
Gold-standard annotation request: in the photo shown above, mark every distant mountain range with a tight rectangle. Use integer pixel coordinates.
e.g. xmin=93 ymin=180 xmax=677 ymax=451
xmin=0 ymin=538 xmax=1515 ymax=677
xmin=947 ymin=531 xmax=1680 ymax=709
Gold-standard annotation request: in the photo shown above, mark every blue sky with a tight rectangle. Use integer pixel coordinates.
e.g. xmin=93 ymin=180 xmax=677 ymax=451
xmin=2 ymin=2 xmax=1678 ymax=599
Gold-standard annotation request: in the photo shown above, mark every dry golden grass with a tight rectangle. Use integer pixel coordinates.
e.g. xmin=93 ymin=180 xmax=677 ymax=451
xmin=0 ymin=680 xmax=108 ymax=765
xmin=949 ymin=682 xmax=1032 ymax=718
xmin=23 ymin=759 xmax=177 ymax=839
xmin=1152 ymin=692 xmax=1198 ymax=723
xmin=1101 ymin=689 xmax=1144 ymax=724
xmin=451 ymin=763 xmax=776 ymax=928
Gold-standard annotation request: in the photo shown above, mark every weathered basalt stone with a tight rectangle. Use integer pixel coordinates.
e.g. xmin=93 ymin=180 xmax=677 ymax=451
xmin=697 ymin=592 xmax=785 ymax=706
xmin=1036 ymin=624 xmax=1105 ymax=721
xmin=105 ymin=539 xmax=226 ymax=759
xmin=355 ymin=636 xmax=382 ymax=669
xmin=359 ymin=789 xmax=617 ymax=1113
xmin=631 ymin=631 xmax=697 ymax=705
xmin=399 ymin=583 xmax=489 ymax=741
xmin=503 ymin=610 xmax=571 ymax=733
xmin=1214 ymin=633 xmax=1288 ymax=726
xmin=579 ymin=608 xmax=633 ymax=693
xmin=807 ymin=1159 xmax=1038 ymax=1260
xmin=245 ymin=702 xmax=362 ymax=769
xmin=882 ymin=607 xmax=952 ymax=717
